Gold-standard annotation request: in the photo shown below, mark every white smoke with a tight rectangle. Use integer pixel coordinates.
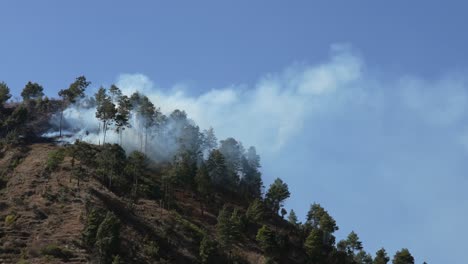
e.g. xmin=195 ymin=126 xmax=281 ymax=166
xmin=44 ymin=44 xmax=468 ymax=264
xmin=47 ymin=44 xmax=363 ymax=160
xmin=117 ymin=44 xmax=363 ymax=154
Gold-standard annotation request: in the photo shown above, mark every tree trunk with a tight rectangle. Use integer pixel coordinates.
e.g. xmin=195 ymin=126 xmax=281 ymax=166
xmin=59 ymin=109 xmax=63 ymax=137
xmin=103 ymin=121 xmax=107 ymax=144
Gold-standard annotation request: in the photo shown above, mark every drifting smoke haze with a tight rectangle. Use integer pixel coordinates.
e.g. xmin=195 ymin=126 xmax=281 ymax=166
xmin=49 ymin=44 xmax=364 ymax=160
xmin=43 ymin=44 xmax=468 ymax=263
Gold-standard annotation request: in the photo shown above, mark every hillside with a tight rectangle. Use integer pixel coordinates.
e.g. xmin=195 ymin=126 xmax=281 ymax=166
xmin=0 ymin=142 xmax=300 ymax=264
xmin=0 ymin=80 xmax=415 ymax=264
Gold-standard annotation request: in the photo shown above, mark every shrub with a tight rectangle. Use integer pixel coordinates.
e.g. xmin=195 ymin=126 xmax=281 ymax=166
xmin=40 ymin=244 xmax=73 ymax=260
xmin=144 ymin=240 xmax=159 ymax=259
xmin=199 ymin=235 xmax=219 ymax=264
xmin=5 ymin=214 xmax=16 ymax=226
xmin=46 ymin=149 xmax=65 ymax=172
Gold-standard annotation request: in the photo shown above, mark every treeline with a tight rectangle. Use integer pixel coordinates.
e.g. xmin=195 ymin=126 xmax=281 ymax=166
xmin=0 ymin=78 xmax=420 ymax=264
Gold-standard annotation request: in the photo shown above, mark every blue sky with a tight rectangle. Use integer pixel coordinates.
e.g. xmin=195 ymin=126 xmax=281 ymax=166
xmin=2 ymin=1 xmax=468 ymax=263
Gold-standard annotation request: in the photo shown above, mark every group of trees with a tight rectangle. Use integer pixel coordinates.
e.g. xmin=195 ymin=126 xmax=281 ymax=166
xmin=0 ymin=80 xmax=57 ymax=145
xmin=0 ymin=77 xmax=420 ymax=263
xmin=82 ymin=209 xmax=121 ymax=264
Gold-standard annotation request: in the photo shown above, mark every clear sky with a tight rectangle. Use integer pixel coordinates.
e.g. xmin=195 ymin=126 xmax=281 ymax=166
xmin=2 ymin=1 xmax=468 ymax=263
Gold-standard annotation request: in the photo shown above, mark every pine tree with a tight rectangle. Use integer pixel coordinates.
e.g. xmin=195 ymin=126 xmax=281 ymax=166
xmin=96 ymin=144 xmax=126 ymax=189
xmin=0 ymin=81 xmax=11 ymax=107
xmin=392 ymin=248 xmax=414 ymax=264
xmin=216 ymin=205 xmax=233 ymax=250
xmin=201 ymin=127 xmax=218 ymax=155
xmin=355 ymin=250 xmax=373 ymax=264
xmin=114 ymin=94 xmax=132 ymax=145
xmin=288 ymin=209 xmax=299 ymax=226
xmin=239 ymin=147 xmax=263 ymax=200
xmin=58 ymin=76 xmax=90 ymax=137
xmin=265 ymin=178 xmax=290 ymax=214
xmin=374 ymin=248 xmax=390 ymax=264
xmin=256 ymin=225 xmax=277 ymax=255
xmin=304 ymin=228 xmax=324 ymax=263
xmin=199 ymin=235 xmax=219 ymax=264
xmin=246 ymin=199 xmax=264 ymax=223
xmin=206 ymin=149 xmax=230 ymax=189
xmin=343 ymin=231 xmax=363 ymax=257
xmin=125 ymin=151 xmax=147 ymax=199
xmin=95 ymin=88 xmax=117 ymax=144
xmin=306 ymin=203 xmax=338 ymax=236
xmin=95 ymin=212 xmax=120 ymax=264
xmin=195 ymin=162 xmax=211 ymax=215
xmin=21 ymin=81 xmax=44 ymax=101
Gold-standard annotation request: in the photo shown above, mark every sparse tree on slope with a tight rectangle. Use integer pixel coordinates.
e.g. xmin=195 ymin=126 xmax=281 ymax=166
xmin=114 ymin=94 xmax=132 ymax=145
xmin=392 ymin=248 xmax=414 ymax=264
xmin=0 ymin=81 xmax=11 ymax=107
xmin=216 ymin=205 xmax=233 ymax=250
xmin=355 ymin=250 xmax=373 ymax=264
xmin=206 ymin=149 xmax=229 ymax=189
xmin=265 ymin=178 xmax=290 ymax=214
xmin=374 ymin=248 xmax=390 ymax=264
xmin=288 ymin=209 xmax=299 ymax=227
xmin=338 ymin=231 xmax=363 ymax=257
xmin=125 ymin=151 xmax=147 ymax=199
xmin=256 ymin=225 xmax=277 ymax=256
xmin=199 ymin=235 xmax=219 ymax=264
xmin=304 ymin=228 xmax=325 ymax=263
xmin=21 ymin=81 xmax=44 ymax=101
xmin=195 ymin=162 xmax=212 ymax=216
xmin=95 ymin=212 xmax=120 ymax=264
xmin=95 ymin=88 xmax=117 ymax=144
xmin=201 ymin=127 xmax=218 ymax=155
xmin=246 ymin=198 xmax=264 ymax=223
xmin=58 ymin=76 xmax=90 ymax=136
xmin=240 ymin=146 xmax=263 ymax=200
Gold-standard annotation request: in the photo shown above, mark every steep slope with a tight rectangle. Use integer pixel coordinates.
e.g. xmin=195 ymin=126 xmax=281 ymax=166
xmin=0 ymin=143 xmax=285 ymax=264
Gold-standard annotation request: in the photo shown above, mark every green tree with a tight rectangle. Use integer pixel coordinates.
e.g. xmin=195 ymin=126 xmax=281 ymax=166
xmin=125 ymin=151 xmax=147 ymax=199
xmin=0 ymin=81 xmax=11 ymax=107
xmin=355 ymin=250 xmax=373 ymax=264
xmin=132 ymin=94 xmax=158 ymax=153
xmin=339 ymin=231 xmax=363 ymax=257
xmin=195 ymin=162 xmax=212 ymax=216
xmin=95 ymin=88 xmax=117 ymax=144
xmin=288 ymin=209 xmax=299 ymax=226
xmin=109 ymin=84 xmax=122 ymax=102
xmin=304 ymin=228 xmax=324 ymax=263
xmin=206 ymin=149 xmax=230 ymax=190
xmin=96 ymin=144 xmax=127 ymax=189
xmin=172 ymin=151 xmax=197 ymax=189
xmin=256 ymin=225 xmax=277 ymax=255
xmin=216 ymin=205 xmax=242 ymax=252
xmin=82 ymin=209 xmax=105 ymax=248
xmin=374 ymin=248 xmax=390 ymax=264
xmin=265 ymin=178 xmax=290 ymax=214
xmin=114 ymin=94 xmax=132 ymax=145
xmin=219 ymin=138 xmax=243 ymax=186
xmin=21 ymin=81 xmax=44 ymax=101
xmin=199 ymin=235 xmax=219 ymax=264
xmin=239 ymin=146 xmax=263 ymax=200
xmin=58 ymin=76 xmax=90 ymax=137
xmin=216 ymin=205 xmax=233 ymax=250
xmin=201 ymin=127 xmax=218 ymax=155
xmin=392 ymin=248 xmax=414 ymax=264
xmin=95 ymin=212 xmax=120 ymax=264
xmin=72 ymin=165 xmax=86 ymax=189
xmin=306 ymin=203 xmax=338 ymax=233
xmin=229 ymin=208 xmax=242 ymax=242
xmin=246 ymin=198 xmax=264 ymax=223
